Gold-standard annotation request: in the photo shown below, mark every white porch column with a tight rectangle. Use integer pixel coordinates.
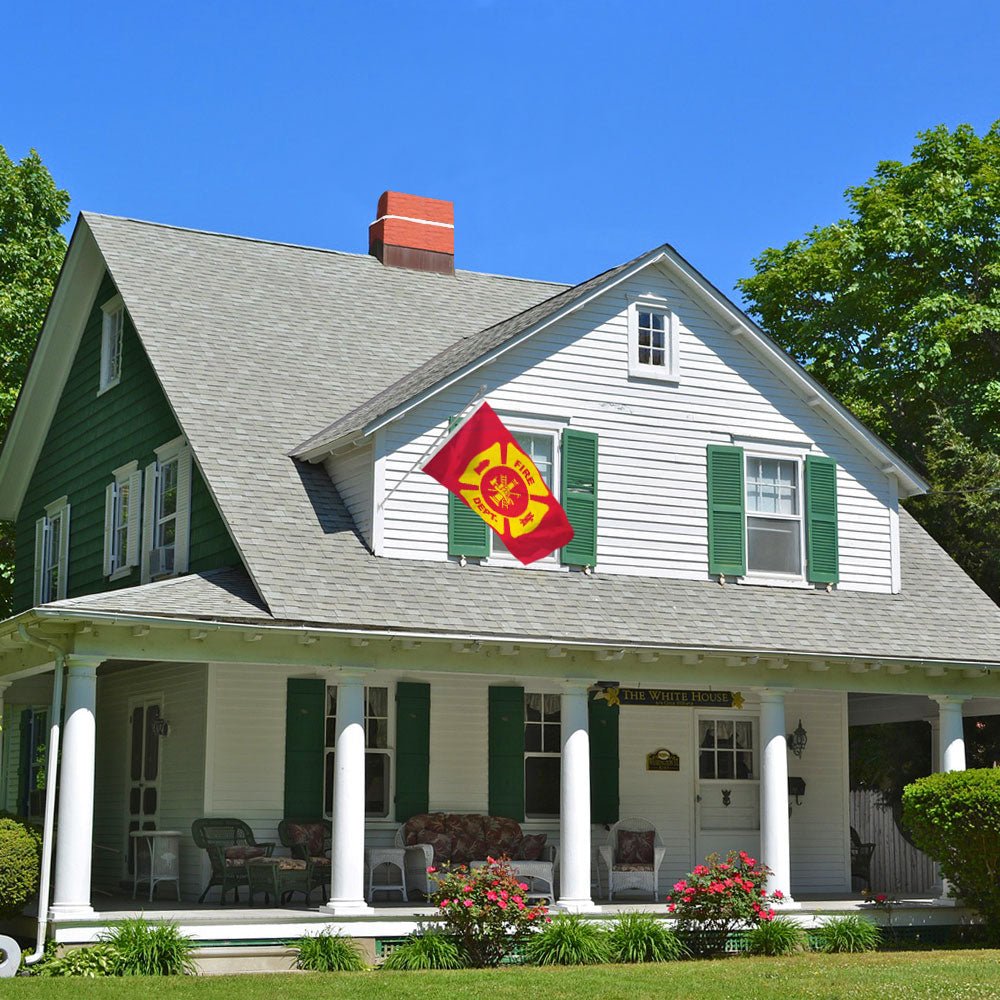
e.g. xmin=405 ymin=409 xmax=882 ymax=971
xmin=557 ymin=681 xmax=596 ymax=913
xmin=757 ymin=689 xmax=794 ymax=904
xmin=51 ymin=656 xmax=102 ymax=919
xmin=933 ymin=696 xmax=968 ymax=905
xmin=323 ymin=668 xmax=373 ymax=915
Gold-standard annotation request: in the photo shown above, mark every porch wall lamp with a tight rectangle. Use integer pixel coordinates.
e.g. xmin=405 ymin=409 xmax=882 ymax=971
xmin=787 ymin=719 xmax=807 ymax=758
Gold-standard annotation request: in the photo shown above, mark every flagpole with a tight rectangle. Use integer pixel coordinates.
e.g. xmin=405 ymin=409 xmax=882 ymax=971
xmin=378 ymin=385 xmax=487 ymax=509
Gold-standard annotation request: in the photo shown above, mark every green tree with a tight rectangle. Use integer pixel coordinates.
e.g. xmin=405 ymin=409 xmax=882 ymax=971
xmin=738 ymin=121 xmax=1000 ymax=601
xmin=0 ymin=147 xmax=70 ymax=614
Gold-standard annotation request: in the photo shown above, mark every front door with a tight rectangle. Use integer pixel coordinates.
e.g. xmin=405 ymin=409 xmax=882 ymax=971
xmin=126 ymin=700 xmax=163 ymax=875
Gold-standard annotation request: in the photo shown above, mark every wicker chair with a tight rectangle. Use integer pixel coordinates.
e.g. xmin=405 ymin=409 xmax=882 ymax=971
xmin=191 ymin=818 xmax=275 ymax=904
xmin=599 ymin=817 xmax=666 ymax=900
xmin=278 ymin=818 xmax=331 ymax=900
xmin=850 ymin=826 xmax=875 ymax=890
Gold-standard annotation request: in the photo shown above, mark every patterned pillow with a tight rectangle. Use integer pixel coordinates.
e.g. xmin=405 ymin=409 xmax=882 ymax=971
xmin=224 ymin=846 xmax=266 ymax=866
xmin=515 ymin=833 xmax=547 ymax=861
xmin=416 ymin=830 xmax=453 ymax=865
xmin=286 ymin=821 xmax=326 ymax=857
xmin=484 ymin=816 xmax=524 ymax=857
xmin=454 ymin=814 xmax=487 ymax=840
xmin=617 ymin=830 xmax=654 ymax=865
xmin=404 ymin=814 xmax=445 ymax=845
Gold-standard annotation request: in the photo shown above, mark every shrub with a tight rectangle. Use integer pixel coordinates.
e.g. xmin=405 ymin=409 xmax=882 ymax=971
xmin=813 ymin=915 xmax=881 ymax=953
xmin=902 ymin=769 xmax=1000 ymax=937
xmin=295 ymin=931 xmax=367 ymax=972
xmin=381 ymin=930 xmax=465 ymax=970
xmin=34 ymin=945 xmax=118 ymax=978
xmin=0 ymin=816 xmax=42 ymax=919
xmin=666 ymin=850 xmax=784 ymax=956
xmin=101 ymin=918 xmax=196 ymax=975
xmin=428 ymin=857 xmax=548 ymax=967
xmin=523 ymin=914 xmax=611 ymax=966
xmin=744 ymin=916 xmax=807 ymax=956
xmin=607 ymin=912 xmax=687 ymax=963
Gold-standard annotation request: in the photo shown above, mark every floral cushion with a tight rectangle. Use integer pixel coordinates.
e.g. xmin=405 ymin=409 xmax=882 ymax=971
xmin=416 ymin=830 xmax=453 ymax=864
xmin=451 ymin=835 xmax=489 ymax=864
xmin=617 ymin=830 xmax=654 ymax=866
xmin=483 ymin=816 xmax=523 ymax=857
xmin=246 ymin=856 xmax=307 ymax=871
xmin=515 ymin=833 xmax=547 ymax=861
xmin=615 ymin=862 xmax=654 ymax=872
xmin=285 ymin=821 xmax=326 ymax=857
xmin=402 ymin=813 xmax=529 ymax=865
xmin=403 ymin=814 xmax=448 ymax=845
xmin=310 ymin=856 xmax=332 ymax=868
xmin=224 ymin=846 xmax=266 ymax=867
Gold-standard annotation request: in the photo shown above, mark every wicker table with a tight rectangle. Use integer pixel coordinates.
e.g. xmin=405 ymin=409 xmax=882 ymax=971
xmin=130 ymin=830 xmax=183 ymax=902
xmin=365 ymin=847 xmax=408 ymax=902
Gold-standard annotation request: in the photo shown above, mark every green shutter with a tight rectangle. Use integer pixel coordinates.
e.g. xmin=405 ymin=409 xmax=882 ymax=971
xmin=488 ymin=686 xmax=525 ymax=821
xmin=805 ymin=455 xmax=839 ymax=585
xmin=284 ymin=678 xmax=326 ymax=817
xmin=447 ymin=416 xmax=490 ymax=558
xmin=561 ymin=429 xmax=598 ymax=566
xmin=589 ymin=695 xmax=619 ymax=825
xmin=17 ymin=709 xmax=32 ymax=815
xmin=395 ymin=682 xmax=430 ymax=822
xmin=707 ymin=444 xmax=746 ymax=577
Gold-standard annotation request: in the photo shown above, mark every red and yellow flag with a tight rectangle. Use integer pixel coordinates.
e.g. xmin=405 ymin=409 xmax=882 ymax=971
xmin=422 ymin=402 xmax=574 ymax=565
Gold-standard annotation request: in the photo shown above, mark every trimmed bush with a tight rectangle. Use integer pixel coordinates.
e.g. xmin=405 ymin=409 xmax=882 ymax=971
xmin=813 ymin=915 xmax=881 ymax=953
xmin=101 ymin=918 xmax=196 ymax=975
xmin=0 ymin=816 xmax=42 ymax=919
xmin=381 ymin=930 xmax=465 ymax=970
xmin=295 ymin=931 xmax=367 ymax=972
xmin=608 ymin=912 xmax=687 ymax=963
xmin=744 ymin=916 xmax=808 ymax=956
xmin=902 ymin=769 xmax=1000 ymax=937
xmin=523 ymin=914 xmax=611 ymax=966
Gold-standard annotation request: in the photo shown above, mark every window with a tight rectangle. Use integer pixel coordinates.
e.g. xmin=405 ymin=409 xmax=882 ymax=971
xmin=525 ymin=692 xmax=560 ymax=817
xmin=492 ymin=430 xmax=558 ymax=560
xmin=324 ymin=685 xmax=392 ymax=818
xmin=698 ymin=717 xmax=756 ymax=780
xmin=141 ymin=438 xmax=192 ymax=583
xmin=745 ymin=456 xmax=802 ymax=577
xmin=100 ymin=296 xmax=125 ymax=393
xmin=627 ymin=298 xmax=678 ymax=381
xmin=104 ymin=462 xmax=142 ymax=579
xmin=34 ymin=497 xmax=70 ymax=604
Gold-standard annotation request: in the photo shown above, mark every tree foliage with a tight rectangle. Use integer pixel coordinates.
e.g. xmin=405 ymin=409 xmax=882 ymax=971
xmin=0 ymin=147 xmax=69 ymax=614
xmin=738 ymin=121 xmax=1000 ymax=599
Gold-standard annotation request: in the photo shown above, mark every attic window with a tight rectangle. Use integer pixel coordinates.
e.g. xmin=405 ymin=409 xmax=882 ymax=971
xmin=627 ymin=297 xmax=678 ymax=382
xmin=100 ymin=295 xmax=125 ymax=394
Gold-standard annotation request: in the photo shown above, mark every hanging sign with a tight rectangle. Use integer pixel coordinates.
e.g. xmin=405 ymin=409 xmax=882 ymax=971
xmin=646 ymin=748 xmax=681 ymax=772
xmin=595 ymin=688 xmax=744 ymax=710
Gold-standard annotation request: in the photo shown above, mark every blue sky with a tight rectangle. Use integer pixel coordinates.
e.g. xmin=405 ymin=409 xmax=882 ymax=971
xmin=6 ymin=1 xmax=999 ymax=299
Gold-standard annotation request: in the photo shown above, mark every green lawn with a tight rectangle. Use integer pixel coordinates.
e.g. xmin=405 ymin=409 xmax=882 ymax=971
xmin=6 ymin=952 xmax=1000 ymax=1000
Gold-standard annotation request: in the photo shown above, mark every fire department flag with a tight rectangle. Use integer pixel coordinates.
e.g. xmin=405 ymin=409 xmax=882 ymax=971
xmin=422 ymin=402 xmax=574 ymax=565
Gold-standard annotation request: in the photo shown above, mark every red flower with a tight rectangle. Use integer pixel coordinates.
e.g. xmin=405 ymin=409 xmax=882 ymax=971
xmin=773 ymin=890 xmax=784 ymax=900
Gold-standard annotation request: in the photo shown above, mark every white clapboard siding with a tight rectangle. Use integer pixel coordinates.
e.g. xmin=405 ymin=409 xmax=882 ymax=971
xmin=94 ymin=663 xmax=208 ymax=900
xmin=373 ymin=269 xmax=895 ymax=592
xmin=325 ymin=441 xmax=374 ymax=550
xmin=849 ymin=789 xmax=937 ymax=895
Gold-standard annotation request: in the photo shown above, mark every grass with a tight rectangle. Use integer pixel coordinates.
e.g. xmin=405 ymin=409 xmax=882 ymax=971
xmin=6 ymin=951 xmax=1000 ymax=999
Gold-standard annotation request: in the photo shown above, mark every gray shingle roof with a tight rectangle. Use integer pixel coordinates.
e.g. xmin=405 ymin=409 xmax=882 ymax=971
xmin=79 ymin=213 xmax=1000 ymax=666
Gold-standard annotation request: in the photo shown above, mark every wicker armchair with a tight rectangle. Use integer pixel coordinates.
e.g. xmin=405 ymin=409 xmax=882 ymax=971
xmin=850 ymin=826 xmax=875 ymax=890
xmin=191 ymin=818 xmax=274 ymax=904
xmin=598 ymin=817 xmax=666 ymax=900
xmin=278 ymin=818 xmax=331 ymax=899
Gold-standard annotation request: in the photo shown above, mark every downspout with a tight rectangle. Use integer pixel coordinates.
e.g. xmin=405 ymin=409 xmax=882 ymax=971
xmin=16 ymin=625 xmax=68 ymax=967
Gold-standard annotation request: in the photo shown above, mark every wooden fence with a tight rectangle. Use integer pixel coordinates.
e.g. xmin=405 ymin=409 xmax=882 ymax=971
xmin=849 ymin=789 xmax=937 ymax=895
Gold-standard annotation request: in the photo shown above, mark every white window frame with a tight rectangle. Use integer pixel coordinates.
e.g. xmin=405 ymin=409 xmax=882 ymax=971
xmin=34 ymin=496 xmax=71 ymax=605
xmin=524 ymin=690 xmax=561 ymax=820
xmin=323 ymin=683 xmax=394 ymax=821
xmin=99 ymin=294 xmax=125 ymax=394
xmin=141 ymin=437 xmax=192 ymax=583
xmin=696 ymin=713 xmax=759 ymax=783
xmin=627 ymin=295 xmax=679 ymax=382
xmin=740 ymin=445 xmax=808 ymax=588
xmin=104 ymin=461 xmax=142 ymax=580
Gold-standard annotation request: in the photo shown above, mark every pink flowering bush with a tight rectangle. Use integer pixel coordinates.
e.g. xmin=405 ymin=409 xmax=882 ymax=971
xmin=428 ymin=856 xmax=549 ymax=967
xmin=665 ymin=850 xmax=784 ymax=955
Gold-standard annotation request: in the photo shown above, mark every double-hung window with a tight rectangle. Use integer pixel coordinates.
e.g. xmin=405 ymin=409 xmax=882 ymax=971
xmin=627 ymin=297 xmax=679 ymax=381
xmin=34 ymin=497 xmax=71 ymax=604
xmin=103 ymin=462 xmax=142 ymax=579
xmin=491 ymin=429 xmax=558 ymax=561
xmin=524 ymin=692 xmax=561 ymax=818
xmin=141 ymin=437 xmax=192 ymax=582
xmin=745 ymin=455 xmax=802 ymax=577
xmin=324 ymin=685 xmax=392 ymax=818
xmin=99 ymin=295 xmax=125 ymax=393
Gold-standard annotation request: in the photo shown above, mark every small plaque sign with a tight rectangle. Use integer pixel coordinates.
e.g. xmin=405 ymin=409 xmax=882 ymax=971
xmin=646 ymin=748 xmax=681 ymax=772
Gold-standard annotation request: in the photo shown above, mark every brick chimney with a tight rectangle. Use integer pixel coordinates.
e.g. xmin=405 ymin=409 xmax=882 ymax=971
xmin=368 ymin=191 xmax=455 ymax=274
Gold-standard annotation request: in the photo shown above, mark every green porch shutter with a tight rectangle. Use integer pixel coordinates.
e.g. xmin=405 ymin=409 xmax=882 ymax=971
xmin=488 ymin=686 xmax=525 ymax=821
xmin=395 ymin=682 xmax=430 ymax=822
xmin=561 ymin=429 xmax=599 ymax=566
xmin=805 ymin=455 xmax=840 ymax=585
xmin=17 ymin=708 xmax=32 ymax=815
xmin=707 ymin=444 xmax=746 ymax=577
xmin=447 ymin=416 xmax=490 ymax=558
xmin=589 ymin=695 xmax=619 ymax=825
xmin=284 ymin=678 xmax=326 ymax=818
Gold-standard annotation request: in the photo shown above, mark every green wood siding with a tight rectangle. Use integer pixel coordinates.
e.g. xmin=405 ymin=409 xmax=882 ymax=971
xmin=805 ymin=455 xmax=840 ymax=585
xmin=488 ymin=685 xmax=525 ymax=821
xmin=560 ymin=428 xmax=599 ymax=566
xmin=394 ymin=681 xmax=431 ymax=822
xmin=13 ymin=273 xmax=242 ymax=611
xmin=588 ymin=694 xmax=619 ymax=824
xmin=284 ymin=678 xmax=326 ymax=817
xmin=707 ymin=444 xmax=746 ymax=577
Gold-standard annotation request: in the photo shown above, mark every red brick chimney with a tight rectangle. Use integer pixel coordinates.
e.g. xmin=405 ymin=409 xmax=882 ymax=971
xmin=368 ymin=191 xmax=455 ymax=274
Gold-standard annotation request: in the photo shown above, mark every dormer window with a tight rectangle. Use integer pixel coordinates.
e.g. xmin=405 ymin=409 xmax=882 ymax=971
xmin=100 ymin=295 xmax=125 ymax=393
xmin=627 ymin=298 xmax=678 ymax=381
